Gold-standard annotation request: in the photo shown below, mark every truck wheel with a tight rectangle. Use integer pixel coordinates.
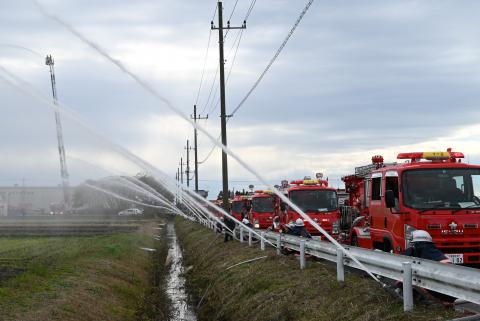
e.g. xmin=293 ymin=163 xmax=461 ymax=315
xmin=383 ymin=239 xmax=392 ymax=253
xmin=351 ymin=233 xmax=358 ymax=247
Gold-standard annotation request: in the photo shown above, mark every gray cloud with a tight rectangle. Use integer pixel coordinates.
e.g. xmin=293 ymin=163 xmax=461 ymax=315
xmin=1 ymin=0 xmax=480 ymax=196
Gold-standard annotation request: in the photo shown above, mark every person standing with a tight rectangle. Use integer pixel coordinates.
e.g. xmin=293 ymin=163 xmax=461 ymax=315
xmin=224 ymin=215 xmax=236 ymax=242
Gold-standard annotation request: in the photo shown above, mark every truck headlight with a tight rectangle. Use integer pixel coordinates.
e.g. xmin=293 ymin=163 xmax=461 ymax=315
xmin=404 ymin=224 xmax=417 ymax=249
xmin=254 ymin=219 xmax=260 ymax=229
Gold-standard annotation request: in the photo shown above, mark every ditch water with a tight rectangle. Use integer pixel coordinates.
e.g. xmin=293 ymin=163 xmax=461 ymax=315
xmin=165 ymin=222 xmax=196 ymax=321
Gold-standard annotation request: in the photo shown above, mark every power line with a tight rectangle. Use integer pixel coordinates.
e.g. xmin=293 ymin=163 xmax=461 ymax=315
xmin=195 ymin=29 xmax=213 ymax=106
xmin=206 ymin=28 xmax=244 ymax=117
xmin=196 ymin=5 xmax=219 ymax=112
xmin=203 ymin=4 xmax=242 ymax=115
xmin=200 ymin=64 xmax=219 ymax=115
xmin=228 ymin=0 xmax=240 ymax=22
xmin=224 ymin=0 xmax=240 ymax=39
xmin=199 ymin=0 xmax=314 ymax=165
xmin=198 ymin=133 xmax=220 ymax=164
xmin=199 ymin=29 xmax=244 ymax=165
xmin=230 ymin=0 xmax=314 ymax=118
xmin=244 ymin=0 xmax=257 ymax=21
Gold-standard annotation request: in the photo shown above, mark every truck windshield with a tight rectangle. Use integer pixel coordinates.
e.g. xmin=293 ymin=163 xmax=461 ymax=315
xmin=252 ymin=197 xmax=274 ymax=213
xmin=403 ymin=168 xmax=480 ymax=210
xmin=231 ymin=201 xmax=245 ymax=213
xmin=289 ymin=190 xmax=338 ymax=213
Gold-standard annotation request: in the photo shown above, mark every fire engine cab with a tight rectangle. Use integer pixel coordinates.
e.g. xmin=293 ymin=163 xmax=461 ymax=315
xmin=274 ymin=177 xmax=340 ymax=237
xmin=248 ymin=190 xmax=280 ymax=229
xmin=230 ymin=194 xmax=251 ymax=221
xmin=341 ymin=149 xmax=480 ymax=265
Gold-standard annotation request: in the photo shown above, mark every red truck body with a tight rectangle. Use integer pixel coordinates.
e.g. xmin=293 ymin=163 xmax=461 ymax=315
xmin=230 ymin=195 xmax=251 ymax=221
xmin=248 ymin=191 xmax=280 ymax=229
xmin=341 ymin=149 xmax=480 ymax=265
xmin=276 ymin=179 xmax=341 ymax=237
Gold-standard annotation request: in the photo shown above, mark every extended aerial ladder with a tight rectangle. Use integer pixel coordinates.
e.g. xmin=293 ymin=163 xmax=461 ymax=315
xmin=46 ymin=55 xmax=70 ymax=211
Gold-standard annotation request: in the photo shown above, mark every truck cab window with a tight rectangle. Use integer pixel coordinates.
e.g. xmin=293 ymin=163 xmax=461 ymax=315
xmin=472 ymin=174 xmax=480 ymax=200
xmin=371 ymin=177 xmax=381 ymax=201
xmin=385 ymin=177 xmax=399 ymax=198
xmin=386 ymin=176 xmax=399 ymax=210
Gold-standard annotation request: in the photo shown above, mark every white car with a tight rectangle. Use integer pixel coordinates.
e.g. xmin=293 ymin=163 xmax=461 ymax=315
xmin=118 ymin=208 xmax=143 ymax=216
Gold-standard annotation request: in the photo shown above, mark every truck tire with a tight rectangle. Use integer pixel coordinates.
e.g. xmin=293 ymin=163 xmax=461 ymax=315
xmin=383 ymin=238 xmax=393 ymax=253
xmin=351 ymin=233 xmax=358 ymax=247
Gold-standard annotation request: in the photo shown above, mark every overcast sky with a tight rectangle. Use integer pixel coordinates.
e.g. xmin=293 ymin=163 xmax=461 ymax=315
xmin=1 ymin=0 xmax=480 ymax=196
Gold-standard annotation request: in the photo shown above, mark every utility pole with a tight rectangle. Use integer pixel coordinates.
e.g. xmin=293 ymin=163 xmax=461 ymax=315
xmin=177 ymin=168 xmax=180 ymax=204
xmin=184 ymin=140 xmax=193 ymax=188
xmin=179 ymin=158 xmax=184 ymax=185
xmin=211 ymin=1 xmax=246 ymax=212
xmin=175 ymin=171 xmax=178 ymax=204
xmin=46 ymin=55 xmax=71 ymax=211
xmin=191 ymin=105 xmax=208 ymax=192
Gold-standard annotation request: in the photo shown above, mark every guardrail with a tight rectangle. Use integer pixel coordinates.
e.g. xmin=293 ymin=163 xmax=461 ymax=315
xmin=202 ymin=221 xmax=480 ymax=312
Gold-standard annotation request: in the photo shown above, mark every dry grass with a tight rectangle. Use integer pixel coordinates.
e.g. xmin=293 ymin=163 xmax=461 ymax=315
xmin=176 ymin=218 xmax=458 ymax=321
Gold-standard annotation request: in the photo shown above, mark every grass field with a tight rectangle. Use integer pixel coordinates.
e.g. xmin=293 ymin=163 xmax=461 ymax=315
xmin=176 ymin=218 xmax=459 ymax=321
xmin=0 ymin=221 xmax=168 ymax=321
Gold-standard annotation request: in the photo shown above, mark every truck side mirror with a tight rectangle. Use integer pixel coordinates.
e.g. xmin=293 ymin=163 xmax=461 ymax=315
xmin=385 ymin=190 xmax=396 ymax=208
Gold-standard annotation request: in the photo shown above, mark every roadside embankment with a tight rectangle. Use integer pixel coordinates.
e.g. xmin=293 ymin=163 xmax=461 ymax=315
xmin=176 ymin=218 xmax=457 ymax=321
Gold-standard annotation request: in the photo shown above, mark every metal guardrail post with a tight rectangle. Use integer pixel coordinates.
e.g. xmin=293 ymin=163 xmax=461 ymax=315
xmin=300 ymin=240 xmax=306 ymax=270
xmin=248 ymin=230 xmax=252 ymax=246
xmin=260 ymin=232 xmax=265 ymax=251
xmin=402 ymin=262 xmax=413 ymax=312
xmin=276 ymin=234 xmax=281 ymax=255
xmin=336 ymin=248 xmax=344 ymax=282
xmin=239 ymin=226 xmax=244 ymax=243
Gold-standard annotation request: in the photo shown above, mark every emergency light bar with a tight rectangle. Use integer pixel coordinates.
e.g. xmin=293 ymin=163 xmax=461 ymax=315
xmin=254 ymin=190 xmax=273 ymax=194
xmin=397 ymin=148 xmax=464 ymax=162
xmin=290 ymin=179 xmax=329 ymax=186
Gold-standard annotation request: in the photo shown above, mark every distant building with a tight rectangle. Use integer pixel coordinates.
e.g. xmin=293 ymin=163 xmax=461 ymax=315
xmin=0 ymin=186 xmax=74 ymax=216
xmin=196 ymin=190 xmax=208 ymax=198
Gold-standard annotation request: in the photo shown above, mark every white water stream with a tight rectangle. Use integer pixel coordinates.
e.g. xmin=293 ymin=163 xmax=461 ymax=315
xmin=165 ymin=222 xmax=196 ymax=321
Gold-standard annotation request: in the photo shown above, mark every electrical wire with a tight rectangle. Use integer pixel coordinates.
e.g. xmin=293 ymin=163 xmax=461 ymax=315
xmin=198 ymin=134 xmax=220 ymax=164
xmin=201 ymin=65 xmax=219 ymax=115
xmin=228 ymin=0 xmax=240 ymax=22
xmin=244 ymin=0 xmax=257 ymax=21
xmin=199 ymin=1 xmax=314 ymax=165
xmin=196 ymin=4 xmax=220 ymax=114
xmin=224 ymin=0 xmax=240 ymax=39
xmin=198 ymin=29 xmax=244 ymax=165
xmin=195 ymin=29 xmax=213 ymax=107
xmin=230 ymin=0 xmax=314 ymax=118
xmin=13 ymin=4 xmax=385 ymax=283
xmin=206 ymin=28 xmax=244 ymax=118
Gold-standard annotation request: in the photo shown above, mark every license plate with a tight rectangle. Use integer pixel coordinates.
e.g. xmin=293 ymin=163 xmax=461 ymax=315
xmin=445 ymin=254 xmax=464 ymax=264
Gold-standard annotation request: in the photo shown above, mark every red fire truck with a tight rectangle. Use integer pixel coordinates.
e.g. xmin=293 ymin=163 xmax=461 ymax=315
xmin=248 ymin=190 xmax=280 ymax=229
xmin=274 ymin=178 xmax=340 ymax=237
xmin=207 ymin=199 xmax=224 ymax=220
xmin=341 ymin=149 xmax=480 ymax=265
xmin=230 ymin=194 xmax=251 ymax=221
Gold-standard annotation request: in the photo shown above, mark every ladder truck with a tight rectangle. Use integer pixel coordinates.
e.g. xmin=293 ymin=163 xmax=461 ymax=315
xmin=341 ymin=149 xmax=480 ymax=265
xmin=46 ymin=55 xmax=70 ymax=212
